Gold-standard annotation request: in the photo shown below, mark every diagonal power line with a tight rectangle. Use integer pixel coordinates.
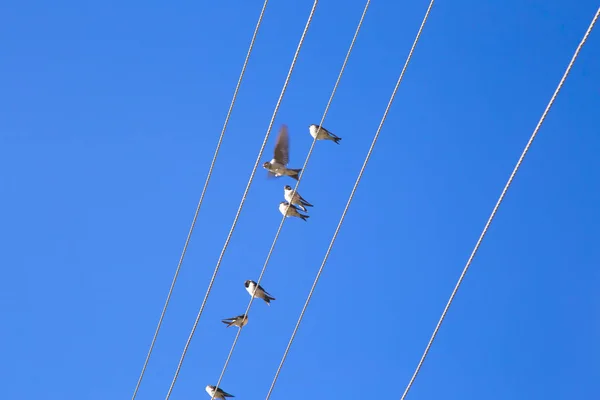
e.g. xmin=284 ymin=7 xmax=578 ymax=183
xmin=131 ymin=1 xmax=271 ymax=398
xmin=164 ymin=2 xmax=321 ymax=399
xmin=208 ymin=1 xmax=372 ymax=398
xmin=399 ymin=6 xmax=600 ymax=400
xmin=265 ymin=1 xmax=437 ymax=398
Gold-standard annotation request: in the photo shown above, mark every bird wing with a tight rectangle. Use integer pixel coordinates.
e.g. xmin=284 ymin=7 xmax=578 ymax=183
xmin=298 ymin=193 xmax=312 ymax=205
xmin=273 ymin=124 xmax=290 ymax=165
xmin=325 ymin=127 xmax=340 ymax=139
xmin=317 ymin=125 xmax=339 ymax=138
xmin=257 ymin=284 xmax=272 ymax=296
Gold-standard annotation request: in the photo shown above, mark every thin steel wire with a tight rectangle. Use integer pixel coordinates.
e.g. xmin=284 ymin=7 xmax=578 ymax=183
xmin=164 ymin=2 xmax=320 ymax=399
xmin=265 ymin=1 xmax=437 ymax=398
xmin=131 ymin=2 xmax=271 ymax=398
xmin=208 ymin=2 xmax=371 ymax=398
xmin=399 ymin=7 xmax=600 ymax=400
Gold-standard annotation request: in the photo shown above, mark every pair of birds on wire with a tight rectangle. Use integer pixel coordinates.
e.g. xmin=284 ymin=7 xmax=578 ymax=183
xmin=220 ymin=279 xmax=275 ymax=329
xmin=262 ymin=124 xmax=342 ymax=222
xmin=206 ymin=123 xmax=341 ymax=399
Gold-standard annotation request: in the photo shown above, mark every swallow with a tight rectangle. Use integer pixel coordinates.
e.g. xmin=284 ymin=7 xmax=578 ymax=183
xmin=244 ymin=279 xmax=276 ymax=306
xmin=284 ymin=185 xmax=313 ymax=212
xmin=221 ymin=314 xmax=248 ymax=328
xmin=309 ymin=124 xmax=341 ymax=144
xmin=279 ymin=201 xmax=309 ymax=221
xmin=205 ymin=385 xmax=234 ymax=399
xmin=262 ymin=124 xmax=302 ymax=180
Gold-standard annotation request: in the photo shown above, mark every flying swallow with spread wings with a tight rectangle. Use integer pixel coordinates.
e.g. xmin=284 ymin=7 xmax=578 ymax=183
xmin=262 ymin=124 xmax=302 ymax=180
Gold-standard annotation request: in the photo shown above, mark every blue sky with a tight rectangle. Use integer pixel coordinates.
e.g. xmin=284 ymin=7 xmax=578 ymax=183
xmin=1 ymin=1 xmax=599 ymax=399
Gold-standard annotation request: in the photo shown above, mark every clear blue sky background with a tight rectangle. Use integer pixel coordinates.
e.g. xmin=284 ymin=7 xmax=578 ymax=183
xmin=1 ymin=1 xmax=599 ymax=399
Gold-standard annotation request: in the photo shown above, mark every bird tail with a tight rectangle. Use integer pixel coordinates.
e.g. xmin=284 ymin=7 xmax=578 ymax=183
xmin=221 ymin=320 xmax=234 ymax=327
xmin=287 ymin=168 xmax=302 ymax=180
xmin=332 ymin=136 xmax=342 ymax=144
xmin=300 ymin=214 xmax=310 ymax=221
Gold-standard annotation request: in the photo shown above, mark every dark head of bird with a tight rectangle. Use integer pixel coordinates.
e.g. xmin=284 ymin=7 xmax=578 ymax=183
xmin=244 ymin=280 xmax=251 ymax=288
xmin=262 ymin=161 xmax=270 ymax=168
xmin=284 ymin=185 xmax=292 ymax=190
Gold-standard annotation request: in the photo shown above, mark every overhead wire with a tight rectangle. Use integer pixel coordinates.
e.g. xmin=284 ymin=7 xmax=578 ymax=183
xmin=398 ymin=6 xmax=600 ymax=400
xmin=265 ymin=1 xmax=437 ymax=398
xmin=131 ymin=2 xmax=271 ymax=399
xmin=208 ymin=1 xmax=372 ymax=398
xmin=163 ymin=2 xmax=320 ymax=399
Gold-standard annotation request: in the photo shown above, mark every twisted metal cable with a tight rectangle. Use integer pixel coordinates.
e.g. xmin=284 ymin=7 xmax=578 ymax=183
xmin=399 ymin=6 xmax=600 ymax=399
xmin=131 ymin=2 xmax=271 ymax=398
xmin=265 ymin=1 xmax=437 ymax=398
xmin=208 ymin=1 xmax=371 ymax=398
xmin=164 ymin=2 xmax=320 ymax=399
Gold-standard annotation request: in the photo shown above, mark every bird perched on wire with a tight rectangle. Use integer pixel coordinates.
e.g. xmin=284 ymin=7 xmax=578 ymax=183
xmin=279 ymin=201 xmax=309 ymax=221
xmin=205 ymin=385 xmax=234 ymax=399
xmin=221 ymin=314 xmax=248 ymax=328
xmin=262 ymin=124 xmax=302 ymax=180
xmin=284 ymin=185 xmax=313 ymax=212
xmin=309 ymin=124 xmax=341 ymax=144
xmin=244 ymin=280 xmax=276 ymax=306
